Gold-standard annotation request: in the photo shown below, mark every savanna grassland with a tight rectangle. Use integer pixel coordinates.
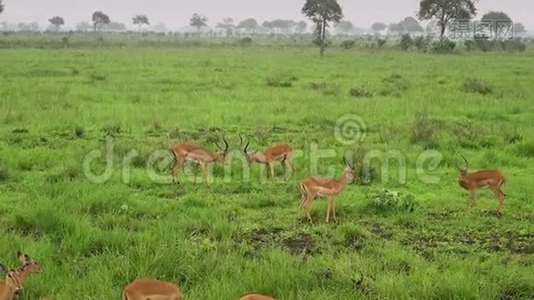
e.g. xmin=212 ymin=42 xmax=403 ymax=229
xmin=0 ymin=43 xmax=533 ymax=299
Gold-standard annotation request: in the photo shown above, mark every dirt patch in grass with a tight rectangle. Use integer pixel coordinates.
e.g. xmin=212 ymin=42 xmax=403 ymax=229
xmin=241 ymin=227 xmax=284 ymax=250
xmin=366 ymin=221 xmax=395 ymax=239
xmin=345 ymin=232 xmax=366 ymax=251
xmin=282 ymin=232 xmax=316 ymax=256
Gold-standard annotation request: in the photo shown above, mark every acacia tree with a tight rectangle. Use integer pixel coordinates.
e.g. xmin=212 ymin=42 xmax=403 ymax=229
xmin=336 ymin=20 xmax=353 ymax=34
xmin=132 ymin=15 xmax=150 ymax=32
xmin=190 ymin=13 xmax=208 ymax=32
xmin=514 ymin=23 xmax=525 ymax=35
xmin=49 ymin=16 xmax=65 ymax=31
xmin=418 ymin=0 xmax=477 ymax=38
xmin=237 ymin=18 xmax=259 ymax=33
xmin=0 ymin=0 xmax=4 ymax=15
xmin=302 ymin=0 xmax=343 ymax=56
xmin=296 ymin=21 xmax=308 ymax=34
xmin=371 ymin=22 xmax=387 ymax=33
xmin=399 ymin=17 xmax=424 ymax=33
xmin=92 ymin=11 xmax=111 ymax=32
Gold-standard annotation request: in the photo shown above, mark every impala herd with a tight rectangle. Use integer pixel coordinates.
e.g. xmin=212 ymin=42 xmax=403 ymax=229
xmin=1 ymin=136 xmax=507 ymax=300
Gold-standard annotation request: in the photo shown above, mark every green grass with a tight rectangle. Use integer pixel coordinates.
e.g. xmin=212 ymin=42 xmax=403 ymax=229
xmin=0 ymin=45 xmax=533 ymax=299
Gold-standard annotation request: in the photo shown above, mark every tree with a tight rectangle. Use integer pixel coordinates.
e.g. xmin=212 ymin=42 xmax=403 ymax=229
xmin=108 ymin=22 xmax=126 ymax=32
xmin=514 ymin=23 xmax=526 ymax=35
xmin=418 ymin=0 xmax=477 ymax=38
xmin=388 ymin=23 xmax=403 ymax=34
xmin=296 ymin=21 xmax=308 ymax=34
xmin=302 ymin=0 xmax=343 ymax=56
xmin=48 ymin=16 xmax=65 ymax=31
xmin=190 ymin=13 xmax=208 ymax=31
xmin=237 ymin=18 xmax=259 ymax=33
xmin=77 ymin=22 xmax=92 ymax=32
xmin=481 ymin=11 xmax=512 ymax=38
xmin=216 ymin=18 xmax=235 ymax=36
xmin=132 ymin=15 xmax=150 ymax=32
xmin=371 ymin=22 xmax=387 ymax=32
xmin=399 ymin=17 xmax=424 ymax=33
xmin=336 ymin=20 xmax=353 ymax=34
xmin=18 ymin=23 xmax=31 ymax=32
xmin=0 ymin=0 xmax=4 ymax=15
xmin=92 ymin=11 xmax=111 ymax=32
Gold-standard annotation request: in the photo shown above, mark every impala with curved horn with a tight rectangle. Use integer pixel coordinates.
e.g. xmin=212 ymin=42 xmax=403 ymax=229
xmin=0 ymin=252 xmax=41 ymax=300
xmin=240 ymin=135 xmax=295 ymax=179
xmin=299 ymin=157 xmax=357 ymax=224
xmin=122 ymin=278 xmax=182 ymax=300
xmin=457 ymin=155 xmax=506 ymax=213
xmin=170 ymin=135 xmax=229 ymax=185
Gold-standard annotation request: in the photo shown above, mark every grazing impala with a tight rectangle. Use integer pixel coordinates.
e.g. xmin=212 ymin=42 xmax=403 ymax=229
xmin=240 ymin=294 xmax=276 ymax=300
xmin=122 ymin=278 xmax=182 ymax=300
xmin=0 ymin=264 xmax=22 ymax=300
xmin=458 ymin=156 xmax=506 ymax=213
xmin=240 ymin=135 xmax=295 ymax=179
xmin=170 ymin=135 xmax=229 ymax=185
xmin=299 ymin=158 xmax=356 ymax=224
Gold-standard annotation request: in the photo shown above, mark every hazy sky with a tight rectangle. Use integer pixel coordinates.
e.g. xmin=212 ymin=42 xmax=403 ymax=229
xmin=1 ymin=0 xmax=533 ymax=30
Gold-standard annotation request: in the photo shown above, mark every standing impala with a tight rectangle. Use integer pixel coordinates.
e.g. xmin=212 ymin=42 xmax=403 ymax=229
xmin=458 ymin=156 xmax=506 ymax=213
xmin=299 ymin=158 xmax=356 ymax=224
xmin=240 ymin=135 xmax=295 ymax=179
xmin=170 ymin=135 xmax=229 ymax=185
xmin=122 ymin=278 xmax=182 ymax=300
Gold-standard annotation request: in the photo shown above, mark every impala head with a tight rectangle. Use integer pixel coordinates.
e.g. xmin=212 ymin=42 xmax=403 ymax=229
xmin=0 ymin=263 xmax=22 ymax=294
xmin=240 ymin=134 xmax=256 ymax=165
xmin=214 ymin=135 xmax=230 ymax=162
xmin=17 ymin=251 xmax=42 ymax=274
xmin=458 ymin=155 xmax=469 ymax=176
xmin=343 ymin=157 xmax=356 ymax=183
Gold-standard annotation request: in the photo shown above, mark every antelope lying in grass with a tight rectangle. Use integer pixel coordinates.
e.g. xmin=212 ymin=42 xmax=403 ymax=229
xmin=240 ymin=294 xmax=276 ymax=300
xmin=0 ymin=252 xmax=41 ymax=300
xmin=458 ymin=156 xmax=506 ymax=213
xmin=169 ymin=135 xmax=229 ymax=185
xmin=240 ymin=135 xmax=295 ymax=179
xmin=299 ymin=158 xmax=357 ymax=224
xmin=122 ymin=278 xmax=182 ymax=300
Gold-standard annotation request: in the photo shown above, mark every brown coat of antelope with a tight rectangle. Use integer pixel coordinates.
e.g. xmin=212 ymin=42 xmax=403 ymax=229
xmin=122 ymin=279 xmax=182 ymax=300
xmin=240 ymin=294 xmax=276 ymax=300
xmin=458 ymin=156 xmax=506 ymax=213
xmin=0 ymin=252 xmax=42 ymax=300
xmin=299 ymin=158 xmax=356 ymax=224
xmin=170 ymin=135 xmax=229 ymax=185
xmin=240 ymin=135 xmax=295 ymax=179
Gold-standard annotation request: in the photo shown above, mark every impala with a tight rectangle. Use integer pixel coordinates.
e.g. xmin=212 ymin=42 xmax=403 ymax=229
xmin=169 ymin=135 xmax=229 ymax=185
xmin=240 ymin=135 xmax=295 ymax=179
xmin=458 ymin=156 xmax=506 ymax=213
xmin=0 ymin=264 xmax=22 ymax=300
xmin=240 ymin=294 xmax=276 ymax=300
xmin=122 ymin=278 xmax=182 ymax=300
xmin=299 ymin=158 xmax=356 ymax=224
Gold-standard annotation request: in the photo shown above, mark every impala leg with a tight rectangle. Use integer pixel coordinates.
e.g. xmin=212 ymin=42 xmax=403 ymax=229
xmin=326 ymin=196 xmax=334 ymax=223
xmin=299 ymin=192 xmax=307 ymax=218
xmin=269 ymin=162 xmax=275 ymax=180
xmin=171 ymin=157 xmax=184 ymax=185
xmin=306 ymin=194 xmax=316 ymax=224
xmin=332 ymin=197 xmax=337 ymax=222
xmin=200 ymin=162 xmax=210 ymax=186
xmin=493 ymin=188 xmax=506 ymax=213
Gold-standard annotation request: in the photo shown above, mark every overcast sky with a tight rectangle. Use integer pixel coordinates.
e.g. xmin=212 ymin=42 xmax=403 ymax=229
xmin=1 ymin=0 xmax=533 ymax=30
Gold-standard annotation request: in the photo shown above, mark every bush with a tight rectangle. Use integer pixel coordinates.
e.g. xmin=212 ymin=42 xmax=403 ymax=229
xmin=266 ymin=74 xmax=297 ymax=88
xmin=429 ymin=39 xmax=456 ymax=53
xmin=367 ymin=190 xmax=419 ymax=214
xmin=379 ymin=74 xmax=410 ymax=97
xmin=349 ymin=85 xmax=373 ymax=98
xmin=462 ymin=78 xmax=492 ymax=95
xmin=414 ymin=36 xmax=430 ymax=51
xmin=0 ymin=162 xmax=10 ymax=182
xmin=377 ymin=39 xmax=386 ymax=48
xmin=239 ymin=37 xmax=252 ymax=46
xmin=410 ymin=111 xmax=436 ymax=148
xmin=341 ymin=39 xmax=356 ymax=49
xmin=310 ymin=81 xmax=339 ymax=95
xmin=399 ymin=34 xmax=413 ymax=51
xmin=465 ymin=38 xmax=526 ymax=52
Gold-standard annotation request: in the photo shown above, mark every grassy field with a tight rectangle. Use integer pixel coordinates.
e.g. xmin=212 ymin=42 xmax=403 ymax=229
xmin=0 ymin=45 xmax=533 ymax=299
